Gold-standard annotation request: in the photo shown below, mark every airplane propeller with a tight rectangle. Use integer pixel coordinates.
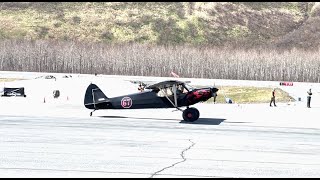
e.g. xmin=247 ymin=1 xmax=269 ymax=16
xmin=210 ymin=87 xmax=219 ymax=96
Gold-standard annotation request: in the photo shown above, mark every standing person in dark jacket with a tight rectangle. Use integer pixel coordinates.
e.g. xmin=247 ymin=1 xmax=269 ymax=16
xmin=213 ymin=92 xmax=217 ymax=104
xmin=270 ymin=88 xmax=277 ymax=107
xmin=307 ymin=88 xmax=312 ymax=108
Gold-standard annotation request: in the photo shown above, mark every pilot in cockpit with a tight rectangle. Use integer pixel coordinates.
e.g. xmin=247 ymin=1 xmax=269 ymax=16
xmin=177 ymin=84 xmax=187 ymax=94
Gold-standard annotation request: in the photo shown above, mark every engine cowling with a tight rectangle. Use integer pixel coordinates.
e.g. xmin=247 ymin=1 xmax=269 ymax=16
xmin=186 ymin=87 xmax=219 ymax=105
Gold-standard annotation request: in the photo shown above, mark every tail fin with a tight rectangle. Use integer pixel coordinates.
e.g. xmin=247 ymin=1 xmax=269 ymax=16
xmin=84 ymin=83 xmax=110 ymax=109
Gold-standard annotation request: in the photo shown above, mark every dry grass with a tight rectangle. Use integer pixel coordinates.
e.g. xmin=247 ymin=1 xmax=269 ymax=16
xmin=205 ymin=86 xmax=294 ymax=104
xmin=0 ymin=78 xmax=24 ymax=82
xmin=0 ymin=2 xmax=317 ymax=48
xmin=0 ymin=2 xmax=319 ymax=82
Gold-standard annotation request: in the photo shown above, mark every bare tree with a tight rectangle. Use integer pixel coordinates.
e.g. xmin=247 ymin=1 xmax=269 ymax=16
xmin=0 ymin=39 xmax=320 ymax=82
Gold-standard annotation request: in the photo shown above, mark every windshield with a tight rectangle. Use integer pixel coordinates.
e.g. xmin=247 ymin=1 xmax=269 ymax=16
xmin=183 ymin=83 xmax=195 ymax=91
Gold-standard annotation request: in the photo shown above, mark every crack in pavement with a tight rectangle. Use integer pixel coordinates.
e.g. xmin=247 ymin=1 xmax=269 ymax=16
xmin=149 ymin=139 xmax=195 ymax=178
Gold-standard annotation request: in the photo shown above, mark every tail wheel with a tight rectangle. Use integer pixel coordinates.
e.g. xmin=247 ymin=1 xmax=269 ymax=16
xmin=182 ymin=107 xmax=200 ymax=122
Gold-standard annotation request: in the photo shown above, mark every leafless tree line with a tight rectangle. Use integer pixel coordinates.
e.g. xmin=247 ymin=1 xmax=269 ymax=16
xmin=0 ymin=39 xmax=319 ymax=82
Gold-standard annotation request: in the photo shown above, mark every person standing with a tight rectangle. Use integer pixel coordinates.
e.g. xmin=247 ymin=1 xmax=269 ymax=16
xmin=138 ymin=83 xmax=144 ymax=92
xmin=270 ymin=88 xmax=277 ymax=107
xmin=213 ymin=92 xmax=217 ymax=104
xmin=307 ymin=88 xmax=312 ymax=108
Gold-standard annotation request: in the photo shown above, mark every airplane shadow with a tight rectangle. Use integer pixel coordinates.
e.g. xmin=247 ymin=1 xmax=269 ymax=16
xmin=98 ymin=115 xmax=182 ymax=121
xmin=179 ymin=118 xmax=226 ymax=125
xmin=99 ymin=115 xmax=130 ymax=119
xmin=98 ymin=116 xmax=227 ymax=125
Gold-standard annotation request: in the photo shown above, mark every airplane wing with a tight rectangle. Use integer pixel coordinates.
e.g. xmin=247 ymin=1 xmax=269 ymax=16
xmin=145 ymin=80 xmax=190 ymax=90
xmin=129 ymin=80 xmax=151 ymax=87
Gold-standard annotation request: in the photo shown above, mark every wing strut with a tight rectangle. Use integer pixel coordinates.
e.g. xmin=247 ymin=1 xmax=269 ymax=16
xmin=160 ymin=84 xmax=183 ymax=111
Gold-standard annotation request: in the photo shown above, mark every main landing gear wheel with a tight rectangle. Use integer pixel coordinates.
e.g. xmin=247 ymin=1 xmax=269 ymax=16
xmin=182 ymin=107 xmax=200 ymax=122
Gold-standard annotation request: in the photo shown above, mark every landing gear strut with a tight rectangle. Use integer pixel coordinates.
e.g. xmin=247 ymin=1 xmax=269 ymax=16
xmin=182 ymin=107 xmax=200 ymax=122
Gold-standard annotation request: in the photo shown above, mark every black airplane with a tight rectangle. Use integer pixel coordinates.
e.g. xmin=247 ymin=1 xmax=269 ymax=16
xmin=84 ymin=80 xmax=218 ymax=122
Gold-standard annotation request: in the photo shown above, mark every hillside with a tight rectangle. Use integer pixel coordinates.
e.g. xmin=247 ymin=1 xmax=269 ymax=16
xmin=0 ymin=2 xmax=319 ymax=49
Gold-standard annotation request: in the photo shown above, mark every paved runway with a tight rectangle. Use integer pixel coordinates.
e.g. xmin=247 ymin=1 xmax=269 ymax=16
xmin=1 ymin=99 xmax=320 ymax=178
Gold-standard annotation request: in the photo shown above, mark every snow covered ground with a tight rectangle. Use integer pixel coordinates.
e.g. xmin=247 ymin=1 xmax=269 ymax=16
xmin=1 ymin=71 xmax=320 ymax=178
xmin=1 ymin=70 xmax=320 ymax=103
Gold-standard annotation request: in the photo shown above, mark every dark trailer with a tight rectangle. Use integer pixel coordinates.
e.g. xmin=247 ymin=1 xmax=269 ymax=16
xmin=1 ymin=87 xmax=26 ymax=97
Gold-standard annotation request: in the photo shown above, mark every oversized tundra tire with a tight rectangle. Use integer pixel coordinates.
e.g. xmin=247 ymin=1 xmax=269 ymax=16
xmin=182 ymin=107 xmax=200 ymax=122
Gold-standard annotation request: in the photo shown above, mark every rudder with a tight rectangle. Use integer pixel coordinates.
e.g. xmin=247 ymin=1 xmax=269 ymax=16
xmin=84 ymin=83 xmax=109 ymax=109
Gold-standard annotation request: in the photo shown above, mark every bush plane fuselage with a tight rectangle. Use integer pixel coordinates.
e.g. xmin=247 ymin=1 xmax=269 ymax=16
xmin=84 ymin=80 xmax=218 ymax=122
